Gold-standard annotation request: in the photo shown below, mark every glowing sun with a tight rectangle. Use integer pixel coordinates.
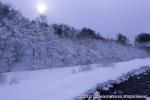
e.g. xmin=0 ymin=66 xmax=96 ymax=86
xmin=37 ymin=2 xmax=47 ymax=14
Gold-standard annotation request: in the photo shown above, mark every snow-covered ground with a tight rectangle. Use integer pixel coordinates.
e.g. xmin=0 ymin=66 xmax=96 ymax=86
xmin=0 ymin=58 xmax=150 ymax=100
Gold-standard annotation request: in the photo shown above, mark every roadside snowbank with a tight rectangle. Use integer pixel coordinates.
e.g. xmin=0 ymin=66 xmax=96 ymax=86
xmin=0 ymin=58 xmax=150 ymax=100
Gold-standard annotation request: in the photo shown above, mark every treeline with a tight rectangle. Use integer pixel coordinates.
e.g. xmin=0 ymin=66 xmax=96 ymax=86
xmin=0 ymin=1 xmax=150 ymax=44
xmin=52 ymin=23 xmax=150 ymax=45
xmin=0 ymin=1 xmax=149 ymax=72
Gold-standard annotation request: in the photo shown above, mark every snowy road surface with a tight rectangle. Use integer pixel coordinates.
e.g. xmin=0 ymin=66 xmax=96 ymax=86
xmin=0 ymin=58 xmax=150 ymax=100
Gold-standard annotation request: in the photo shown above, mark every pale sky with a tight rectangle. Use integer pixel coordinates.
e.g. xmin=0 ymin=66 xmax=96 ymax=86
xmin=1 ymin=0 xmax=150 ymax=39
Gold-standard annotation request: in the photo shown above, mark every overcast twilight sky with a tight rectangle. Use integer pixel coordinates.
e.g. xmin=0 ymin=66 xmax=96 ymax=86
xmin=1 ymin=0 xmax=150 ymax=38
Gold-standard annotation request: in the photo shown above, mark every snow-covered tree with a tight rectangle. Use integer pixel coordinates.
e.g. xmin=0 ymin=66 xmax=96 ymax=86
xmin=0 ymin=1 xmax=148 ymax=72
xmin=135 ymin=33 xmax=150 ymax=43
xmin=78 ymin=27 xmax=97 ymax=38
xmin=52 ymin=24 xmax=76 ymax=37
xmin=116 ymin=33 xmax=129 ymax=45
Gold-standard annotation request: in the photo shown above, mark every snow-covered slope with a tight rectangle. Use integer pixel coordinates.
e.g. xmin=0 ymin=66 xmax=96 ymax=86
xmin=0 ymin=2 xmax=149 ymax=72
xmin=0 ymin=14 xmax=148 ymax=72
xmin=0 ymin=58 xmax=150 ymax=100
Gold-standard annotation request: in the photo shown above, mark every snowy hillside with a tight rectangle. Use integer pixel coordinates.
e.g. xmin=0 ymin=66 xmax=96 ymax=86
xmin=0 ymin=2 xmax=149 ymax=72
xmin=0 ymin=1 xmax=150 ymax=100
xmin=0 ymin=58 xmax=150 ymax=100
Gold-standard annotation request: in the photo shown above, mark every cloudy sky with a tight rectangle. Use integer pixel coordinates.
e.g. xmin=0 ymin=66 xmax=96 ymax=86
xmin=1 ymin=0 xmax=150 ymax=38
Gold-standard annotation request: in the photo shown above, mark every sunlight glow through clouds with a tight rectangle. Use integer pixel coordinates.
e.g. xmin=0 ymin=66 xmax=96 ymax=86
xmin=37 ymin=1 xmax=47 ymax=14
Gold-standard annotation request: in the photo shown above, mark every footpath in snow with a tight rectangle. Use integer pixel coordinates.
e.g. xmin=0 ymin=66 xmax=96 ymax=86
xmin=0 ymin=58 xmax=150 ymax=100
